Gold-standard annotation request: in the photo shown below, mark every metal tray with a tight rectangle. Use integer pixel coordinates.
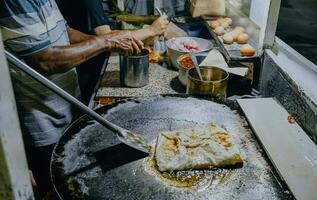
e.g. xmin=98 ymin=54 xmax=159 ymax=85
xmin=51 ymin=96 xmax=293 ymax=200
xmin=203 ymin=20 xmax=261 ymax=62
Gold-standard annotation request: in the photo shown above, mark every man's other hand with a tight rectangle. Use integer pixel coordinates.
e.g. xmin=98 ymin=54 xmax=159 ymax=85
xmin=150 ymin=15 xmax=169 ymax=36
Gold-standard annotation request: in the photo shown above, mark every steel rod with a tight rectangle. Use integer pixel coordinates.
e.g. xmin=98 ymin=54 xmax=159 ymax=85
xmin=5 ymin=50 xmax=122 ymax=135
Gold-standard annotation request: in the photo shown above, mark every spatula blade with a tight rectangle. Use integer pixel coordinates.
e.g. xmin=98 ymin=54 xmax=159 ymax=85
xmin=118 ymin=129 xmax=151 ymax=154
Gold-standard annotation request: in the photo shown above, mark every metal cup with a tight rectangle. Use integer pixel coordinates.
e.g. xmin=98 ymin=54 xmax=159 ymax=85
xmin=186 ymin=66 xmax=229 ymax=100
xmin=120 ymin=49 xmax=150 ymax=88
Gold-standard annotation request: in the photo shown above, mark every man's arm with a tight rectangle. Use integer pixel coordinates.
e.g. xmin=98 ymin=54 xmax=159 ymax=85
xmin=23 ymin=31 xmax=143 ymax=75
xmin=93 ymin=15 xmax=169 ymax=41
xmin=67 ymin=28 xmax=93 ymax=43
xmin=130 ymin=15 xmax=168 ymax=41
xmin=93 ymin=25 xmax=112 ymax=35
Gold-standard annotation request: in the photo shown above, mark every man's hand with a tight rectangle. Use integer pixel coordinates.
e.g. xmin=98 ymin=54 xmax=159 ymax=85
xmin=149 ymin=15 xmax=169 ymax=36
xmin=97 ymin=18 xmax=169 ymax=42
xmin=106 ymin=31 xmax=144 ymax=56
xmin=111 ymin=37 xmax=144 ymax=56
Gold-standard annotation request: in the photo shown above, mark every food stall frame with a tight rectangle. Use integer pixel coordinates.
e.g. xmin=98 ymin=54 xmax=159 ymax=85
xmin=0 ymin=33 xmax=34 ymax=200
xmin=1 ymin=0 xmax=317 ymax=200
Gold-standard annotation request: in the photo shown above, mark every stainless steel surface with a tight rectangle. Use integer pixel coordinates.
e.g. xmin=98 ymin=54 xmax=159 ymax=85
xmin=166 ymin=37 xmax=213 ymax=69
xmin=51 ymin=96 xmax=293 ymax=200
xmin=238 ymin=98 xmax=317 ymax=200
xmin=186 ymin=66 xmax=229 ymax=100
xmin=120 ymin=49 xmax=150 ymax=88
xmin=5 ymin=50 xmax=150 ymax=153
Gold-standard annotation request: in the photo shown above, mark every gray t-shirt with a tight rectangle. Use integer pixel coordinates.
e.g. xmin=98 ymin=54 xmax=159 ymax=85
xmin=0 ymin=0 xmax=80 ymax=147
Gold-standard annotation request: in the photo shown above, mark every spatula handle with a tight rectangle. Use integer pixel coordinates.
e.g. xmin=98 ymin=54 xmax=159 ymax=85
xmin=5 ymin=50 xmax=124 ymax=136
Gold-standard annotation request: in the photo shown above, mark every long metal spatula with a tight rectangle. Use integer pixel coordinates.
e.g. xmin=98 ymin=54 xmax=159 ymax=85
xmin=189 ymin=53 xmax=203 ymax=81
xmin=5 ymin=50 xmax=151 ymax=153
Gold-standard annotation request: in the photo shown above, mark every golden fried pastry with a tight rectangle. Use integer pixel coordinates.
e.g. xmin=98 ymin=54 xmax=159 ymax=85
xmin=223 ymin=33 xmax=234 ymax=44
xmin=240 ymin=44 xmax=256 ymax=56
xmin=237 ymin=33 xmax=249 ymax=44
xmin=234 ymin=26 xmax=245 ymax=34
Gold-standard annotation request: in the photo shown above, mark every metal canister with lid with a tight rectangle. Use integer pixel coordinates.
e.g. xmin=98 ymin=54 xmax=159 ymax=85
xmin=120 ymin=49 xmax=150 ymax=88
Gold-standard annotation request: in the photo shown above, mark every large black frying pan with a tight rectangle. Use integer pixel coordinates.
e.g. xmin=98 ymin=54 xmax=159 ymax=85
xmin=50 ymin=96 xmax=293 ymax=200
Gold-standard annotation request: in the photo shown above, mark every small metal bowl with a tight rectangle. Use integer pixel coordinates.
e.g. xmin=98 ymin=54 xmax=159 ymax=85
xmin=177 ymin=54 xmax=206 ymax=86
xmin=186 ymin=66 xmax=229 ymax=100
xmin=177 ymin=54 xmax=194 ymax=86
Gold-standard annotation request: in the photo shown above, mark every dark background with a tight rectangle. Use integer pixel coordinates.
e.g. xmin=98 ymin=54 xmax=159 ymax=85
xmin=276 ymin=0 xmax=317 ymax=64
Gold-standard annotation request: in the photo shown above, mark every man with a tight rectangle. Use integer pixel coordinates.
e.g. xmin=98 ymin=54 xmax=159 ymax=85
xmin=56 ymin=0 xmax=114 ymax=105
xmin=124 ymin=0 xmax=187 ymax=16
xmin=0 ymin=0 xmax=143 ymax=197
xmin=56 ymin=0 xmax=169 ymax=104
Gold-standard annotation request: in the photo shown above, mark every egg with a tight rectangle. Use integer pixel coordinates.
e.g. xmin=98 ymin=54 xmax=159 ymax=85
xmin=223 ymin=33 xmax=234 ymax=44
xmin=237 ymin=33 xmax=249 ymax=44
xmin=240 ymin=44 xmax=256 ymax=56
xmin=210 ymin=21 xmax=220 ymax=29
xmin=234 ymin=26 xmax=245 ymax=34
xmin=214 ymin=26 xmax=225 ymax=36
xmin=225 ymin=17 xmax=233 ymax=25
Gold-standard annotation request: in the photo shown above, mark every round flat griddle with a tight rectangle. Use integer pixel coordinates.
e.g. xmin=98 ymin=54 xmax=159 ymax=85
xmin=51 ymin=96 xmax=292 ymax=200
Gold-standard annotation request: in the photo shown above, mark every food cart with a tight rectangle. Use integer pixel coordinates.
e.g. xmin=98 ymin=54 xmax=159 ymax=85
xmin=1 ymin=0 xmax=316 ymax=200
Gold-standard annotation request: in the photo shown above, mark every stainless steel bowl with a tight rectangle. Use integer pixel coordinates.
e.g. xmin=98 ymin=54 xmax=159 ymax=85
xmin=186 ymin=66 xmax=229 ymax=100
xmin=166 ymin=37 xmax=213 ymax=69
